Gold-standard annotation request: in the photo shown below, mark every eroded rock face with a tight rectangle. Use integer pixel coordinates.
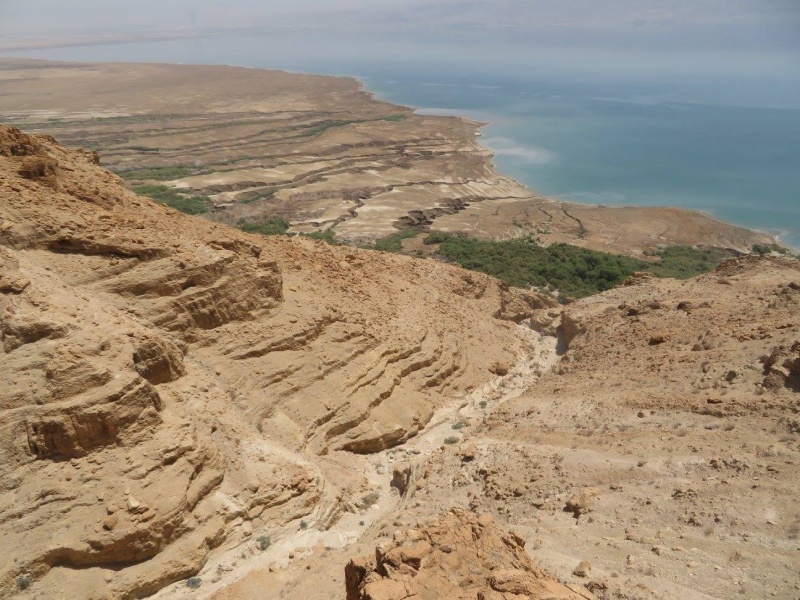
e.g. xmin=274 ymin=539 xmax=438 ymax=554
xmin=762 ymin=341 xmax=800 ymax=391
xmin=345 ymin=509 xmax=590 ymax=600
xmin=1 ymin=124 xmax=546 ymax=598
xmin=495 ymin=284 xmax=558 ymax=323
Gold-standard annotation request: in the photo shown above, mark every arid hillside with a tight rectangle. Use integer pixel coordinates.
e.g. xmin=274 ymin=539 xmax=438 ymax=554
xmin=210 ymin=254 xmax=800 ymax=600
xmin=0 ymin=124 xmax=557 ymax=599
xmin=2 ymin=124 xmax=798 ymax=600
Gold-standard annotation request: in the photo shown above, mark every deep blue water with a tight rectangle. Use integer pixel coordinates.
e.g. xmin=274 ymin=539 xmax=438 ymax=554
xmin=5 ymin=32 xmax=799 ymax=248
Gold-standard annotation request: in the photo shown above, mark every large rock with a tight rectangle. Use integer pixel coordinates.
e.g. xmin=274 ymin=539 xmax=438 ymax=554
xmin=762 ymin=341 xmax=800 ymax=392
xmin=345 ymin=509 xmax=591 ymax=600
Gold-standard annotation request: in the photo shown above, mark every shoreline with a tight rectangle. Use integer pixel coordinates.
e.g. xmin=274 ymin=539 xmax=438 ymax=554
xmin=371 ymin=90 xmax=794 ymax=251
xmin=0 ymin=57 xmax=789 ymax=253
xmin=332 ymin=72 xmax=794 ymax=251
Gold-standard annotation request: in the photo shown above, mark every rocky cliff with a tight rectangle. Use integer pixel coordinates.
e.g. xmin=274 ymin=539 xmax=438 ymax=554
xmin=0 ymin=124 xmax=554 ymax=599
xmin=345 ymin=509 xmax=591 ymax=600
xmin=3 ymin=123 xmax=798 ymax=600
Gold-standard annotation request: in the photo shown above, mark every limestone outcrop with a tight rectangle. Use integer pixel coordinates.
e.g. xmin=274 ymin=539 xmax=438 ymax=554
xmin=345 ymin=509 xmax=591 ymax=600
xmin=0 ymin=124 xmax=547 ymax=598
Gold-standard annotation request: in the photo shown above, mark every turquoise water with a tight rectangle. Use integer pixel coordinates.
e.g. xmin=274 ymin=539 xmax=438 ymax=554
xmin=364 ymin=70 xmax=800 ymax=250
xmin=6 ymin=33 xmax=799 ymax=248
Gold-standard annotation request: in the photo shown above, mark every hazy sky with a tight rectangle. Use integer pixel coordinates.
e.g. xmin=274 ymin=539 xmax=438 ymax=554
xmin=0 ymin=0 xmax=798 ymax=57
xmin=0 ymin=0 xmax=417 ymax=35
xmin=1 ymin=0 xmax=797 ymax=34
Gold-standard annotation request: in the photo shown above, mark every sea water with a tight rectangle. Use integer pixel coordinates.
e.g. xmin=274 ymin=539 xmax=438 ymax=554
xmin=6 ymin=32 xmax=799 ymax=249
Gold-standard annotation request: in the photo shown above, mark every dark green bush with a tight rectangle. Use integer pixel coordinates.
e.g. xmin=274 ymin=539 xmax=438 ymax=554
xmin=257 ymin=535 xmax=271 ymax=551
xmin=645 ymin=246 xmax=731 ymax=279
xmin=422 ymin=231 xmax=450 ymax=245
xmin=17 ymin=575 xmax=32 ymax=591
xmin=238 ymin=217 xmax=290 ymax=236
xmin=433 ymin=234 xmax=639 ymax=298
xmin=186 ymin=577 xmax=202 ymax=590
xmin=382 ymin=114 xmax=409 ymax=122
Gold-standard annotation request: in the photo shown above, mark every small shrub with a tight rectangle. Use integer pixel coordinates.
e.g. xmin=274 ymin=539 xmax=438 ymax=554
xmin=443 ymin=436 xmax=459 ymax=445
xmin=451 ymin=421 xmax=468 ymax=430
xmin=186 ymin=577 xmax=202 ymax=590
xmin=479 ymin=401 xmax=487 ymax=409
xmin=18 ymin=157 xmax=59 ymax=181
xmin=257 ymin=535 xmax=271 ymax=550
xmin=359 ymin=492 xmax=380 ymax=509
xmin=16 ymin=574 xmax=32 ymax=591
xmin=300 ymin=520 xmax=308 ymax=530
xmin=359 ymin=520 xmax=365 ymax=526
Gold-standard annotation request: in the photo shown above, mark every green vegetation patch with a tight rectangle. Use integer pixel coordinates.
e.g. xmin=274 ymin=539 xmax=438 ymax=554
xmin=365 ymin=229 xmax=419 ymax=253
xmin=644 ymin=246 xmax=731 ymax=279
xmin=132 ymin=185 xmax=209 ymax=215
xmin=422 ymin=231 xmax=450 ymax=245
xmin=186 ymin=578 xmax=202 ymax=590
xmin=426 ymin=233 xmax=731 ymax=299
xmin=257 ymin=535 xmax=271 ymax=551
xmin=120 ymin=166 xmax=207 ymax=181
xmin=301 ymin=229 xmax=339 ymax=244
xmin=237 ymin=217 xmax=290 ymax=237
xmin=752 ymin=243 xmax=792 ymax=256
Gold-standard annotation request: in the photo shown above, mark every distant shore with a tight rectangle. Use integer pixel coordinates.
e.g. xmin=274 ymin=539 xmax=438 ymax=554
xmin=0 ymin=58 xmax=781 ymax=255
